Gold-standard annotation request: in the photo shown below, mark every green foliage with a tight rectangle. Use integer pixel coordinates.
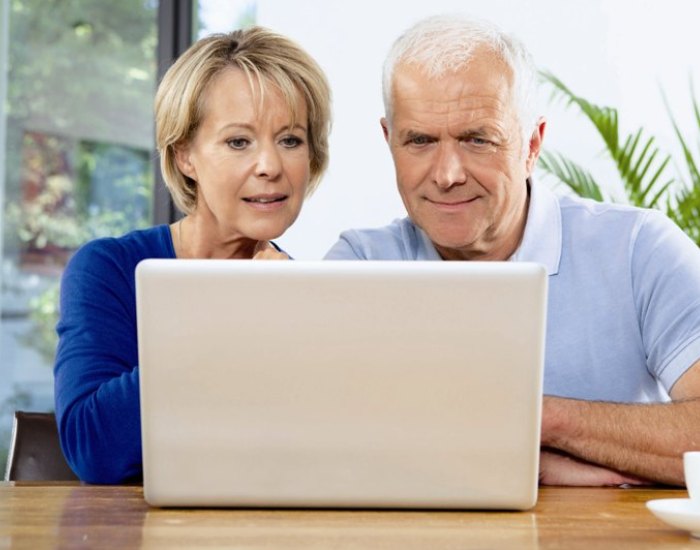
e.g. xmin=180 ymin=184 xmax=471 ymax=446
xmin=539 ymin=72 xmax=700 ymax=245
xmin=7 ymin=0 xmax=157 ymax=146
xmin=3 ymin=0 xmax=157 ymax=367
xmin=4 ymin=139 xmax=153 ymax=252
xmin=4 ymin=0 xmax=157 ymax=254
xmin=1 ymin=0 xmax=160 ymax=471
xmin=538 ymin=152 xmax=604 ymax=202
xmin=19 ymin=285 xmax=61 ymax=364
xmin=663 ymin=83 xmax=700 ymax=246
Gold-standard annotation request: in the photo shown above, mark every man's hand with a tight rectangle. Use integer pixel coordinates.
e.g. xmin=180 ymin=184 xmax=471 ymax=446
xmin=253 ymin=241 xmax=289 ymax=260
xmin=539 ymin=448 xmax=652 ymax=487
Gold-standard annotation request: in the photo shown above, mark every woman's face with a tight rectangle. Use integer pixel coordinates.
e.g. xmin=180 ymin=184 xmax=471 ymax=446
xmin=176 ymin=67 xmax=311 ymax=242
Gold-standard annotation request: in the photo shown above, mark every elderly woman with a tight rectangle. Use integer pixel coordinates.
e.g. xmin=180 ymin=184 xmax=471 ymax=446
xmin=54 ymin=27 xmax=331 ymax=483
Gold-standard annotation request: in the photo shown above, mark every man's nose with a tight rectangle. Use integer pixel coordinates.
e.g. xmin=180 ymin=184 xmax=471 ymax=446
xmin=254 ymin=141 xmax=282 ymax=180
xmin=433 ymin=143 xmax=467 ymax=190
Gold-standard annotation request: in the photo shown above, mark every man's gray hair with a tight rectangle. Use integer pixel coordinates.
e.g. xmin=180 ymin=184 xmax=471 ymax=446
xmin=382 ymin=15 xmax=539 ymax=141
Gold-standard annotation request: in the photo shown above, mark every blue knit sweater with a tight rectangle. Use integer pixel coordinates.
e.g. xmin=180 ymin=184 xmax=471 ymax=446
xmin=54 ymin=225 xmax=175 ymax=483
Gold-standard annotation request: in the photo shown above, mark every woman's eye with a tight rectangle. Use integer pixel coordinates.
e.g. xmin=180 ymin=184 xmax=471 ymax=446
xmin=280 ymin=136 xmax=303 ymax=148
xmin=226 ymin=138 xmax=249 ymax=149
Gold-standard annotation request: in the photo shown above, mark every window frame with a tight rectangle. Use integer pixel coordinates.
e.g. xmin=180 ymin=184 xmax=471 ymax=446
xmin=154 ymin=0 xmax=194 ymax=225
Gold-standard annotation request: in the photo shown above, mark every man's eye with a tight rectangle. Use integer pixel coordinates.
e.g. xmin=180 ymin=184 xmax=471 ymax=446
xmin=468 ymin=137 xmax=490 ymax=146
xmin=226 ymin=138 xmax=249 ymax=149
xmin=280 ymin=136 xmax=303 ymax=148
xmin=408 ymin=135 xmax=431 ymax=146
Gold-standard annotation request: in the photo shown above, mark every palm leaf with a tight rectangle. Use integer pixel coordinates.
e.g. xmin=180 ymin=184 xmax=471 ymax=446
xmin=690 ymin=77 xmax=700 ymax=188
xmin=540 ymin=71 xmax=674 ymax=210
xmin=668 ymin=185 xmax=700 ymax=246
xmin=541 ymin=72 xmax=620 ymax=156
xmin=538 ymin=151 xmax=605 ymax=201
xmin=662 ymin=86 xmax=700 ymax=189
xmin=661 ymin=82 xmax=700 ymax=243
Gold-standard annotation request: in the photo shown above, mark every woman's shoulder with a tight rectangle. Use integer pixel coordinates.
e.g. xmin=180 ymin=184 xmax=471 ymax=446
xmin=65 ymin=225 xmax=174 ymax=278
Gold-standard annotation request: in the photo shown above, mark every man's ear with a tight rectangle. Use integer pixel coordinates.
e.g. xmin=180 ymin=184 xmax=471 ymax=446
xmin=525 ymin=117 xmax=547 ymax=176
xmin=380 ymin=117 xmax=390 ymax=144
xmin=173 ymin=143 xmax=197 ymax=180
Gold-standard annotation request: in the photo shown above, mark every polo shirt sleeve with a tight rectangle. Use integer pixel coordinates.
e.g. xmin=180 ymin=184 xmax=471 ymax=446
xmin=324 ymin=231 xmax=369 ymax=259
xmin=324 ymin=220 xmax=427 ymax=260
xmin=632 ymin=210 xmax=700 ymax=392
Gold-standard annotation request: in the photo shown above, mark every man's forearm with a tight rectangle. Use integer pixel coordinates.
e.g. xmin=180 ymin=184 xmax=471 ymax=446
xmin=541 ymin=396 xmax=700 ymax=485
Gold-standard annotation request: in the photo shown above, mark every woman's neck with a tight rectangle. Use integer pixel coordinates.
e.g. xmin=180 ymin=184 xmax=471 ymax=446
xmin=172 ymin=214 xmax=263 ymax=260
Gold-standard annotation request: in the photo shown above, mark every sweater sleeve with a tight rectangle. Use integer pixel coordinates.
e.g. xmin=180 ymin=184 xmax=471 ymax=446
xmin=54 ymin=239 xmax=143 ymax=483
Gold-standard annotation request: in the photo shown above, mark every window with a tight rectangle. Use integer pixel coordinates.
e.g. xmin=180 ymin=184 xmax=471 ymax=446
xmin=0 ymin=0 xmax=258 ymax=471
xmin=195 ymin=0 xmax=256 ymax=37
xmin=0 ymin=0 xmax=158 ymax=466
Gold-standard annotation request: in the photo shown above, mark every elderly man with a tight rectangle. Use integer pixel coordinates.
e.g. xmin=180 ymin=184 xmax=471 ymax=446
xmin=326 ymin=15 xmax=700 ymax=486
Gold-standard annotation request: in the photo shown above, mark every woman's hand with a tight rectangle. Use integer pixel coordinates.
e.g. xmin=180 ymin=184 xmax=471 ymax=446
xmin=253 ymin=241 xmax=289 ymax=260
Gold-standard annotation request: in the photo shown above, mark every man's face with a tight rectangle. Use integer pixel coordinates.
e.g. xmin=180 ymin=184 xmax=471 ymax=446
xmin=382 ymin=49 xmax=544 ymax=261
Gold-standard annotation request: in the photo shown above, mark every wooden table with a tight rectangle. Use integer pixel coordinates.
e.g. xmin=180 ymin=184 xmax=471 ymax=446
xmin=0 ymin=482 xmax=695 ymax=548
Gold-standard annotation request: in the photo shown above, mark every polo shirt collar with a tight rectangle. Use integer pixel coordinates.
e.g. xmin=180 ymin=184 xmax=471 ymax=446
xmin=516 ymin=179 xmax=562 ymax=275
xmin=414 ymin=178 xmax=562 ymax=274
xmin=416 ymin=227 xmax=444 ymax=260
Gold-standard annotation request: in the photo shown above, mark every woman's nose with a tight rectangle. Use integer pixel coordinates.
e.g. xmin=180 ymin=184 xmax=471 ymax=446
xmin=254 ymin=141 xmax=282 ymax=180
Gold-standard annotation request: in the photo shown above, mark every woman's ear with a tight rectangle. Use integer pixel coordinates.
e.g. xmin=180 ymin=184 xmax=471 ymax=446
xmin=173 ymin=143 xmax=197 ymax=181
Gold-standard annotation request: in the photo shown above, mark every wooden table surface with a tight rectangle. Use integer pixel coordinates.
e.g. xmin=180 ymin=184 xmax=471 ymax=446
xmin=0 ymin=482 xmax=696 ymax=549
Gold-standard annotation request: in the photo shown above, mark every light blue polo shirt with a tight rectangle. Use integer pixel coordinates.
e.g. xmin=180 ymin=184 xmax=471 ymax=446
xmin=325 ymin=181 xmax=700 ymax=402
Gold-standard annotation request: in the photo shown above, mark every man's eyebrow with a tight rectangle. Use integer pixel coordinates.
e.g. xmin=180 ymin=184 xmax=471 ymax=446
xmin=457 ymin=128 xmax=491 ymax=138
xmin=457 ymin=127 xmax=506 ymax=141
xmin=401 ymin=129 xmax=434 ymax=140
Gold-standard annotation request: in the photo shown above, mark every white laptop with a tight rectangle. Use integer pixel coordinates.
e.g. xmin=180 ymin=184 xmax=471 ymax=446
xmin=136 ymin=260 xmax=547 ymax=509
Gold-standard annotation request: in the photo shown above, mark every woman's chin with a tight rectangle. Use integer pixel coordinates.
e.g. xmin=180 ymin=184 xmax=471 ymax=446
xmin=241 ymin=225 xmax=288 ymax=243
xmin=244 ymin=215 xmax=301 ymax=242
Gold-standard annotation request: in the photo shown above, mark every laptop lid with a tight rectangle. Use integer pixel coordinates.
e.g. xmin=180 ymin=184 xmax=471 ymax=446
xmin=136 ymin=260 xmax=547 ymax=509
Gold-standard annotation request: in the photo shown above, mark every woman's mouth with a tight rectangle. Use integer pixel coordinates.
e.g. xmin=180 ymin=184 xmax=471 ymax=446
xmin=242 ymin=194 xmax=289 ymax=211
xmin=243 ymin=194 xmax=287 ymax=204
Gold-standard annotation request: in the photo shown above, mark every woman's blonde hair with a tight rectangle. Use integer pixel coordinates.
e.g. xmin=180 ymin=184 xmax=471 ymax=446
xmin=155 ymin=27 xmax=331 ymax=214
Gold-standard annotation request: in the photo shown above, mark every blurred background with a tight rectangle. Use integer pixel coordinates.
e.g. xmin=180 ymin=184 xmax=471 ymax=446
xmin=1 ymin=0 xmax=698 ymax=468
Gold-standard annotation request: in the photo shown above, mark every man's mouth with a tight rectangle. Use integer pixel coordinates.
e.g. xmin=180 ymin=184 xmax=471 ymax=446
xmin=427 ymin=196 xmax=480 ymax=207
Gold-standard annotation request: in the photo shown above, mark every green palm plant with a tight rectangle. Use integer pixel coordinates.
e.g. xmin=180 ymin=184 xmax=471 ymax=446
xmin=538 ymin=72 xmax=700 ymax=246
xmin=663 ymin=82 xmax=700 ymax=245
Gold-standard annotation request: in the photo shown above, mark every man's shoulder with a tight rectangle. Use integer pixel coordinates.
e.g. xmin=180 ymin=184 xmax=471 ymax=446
xmin=558 ymin=192 xmax=648 ymax=218
xmin=554 ymin=192 xmax=695 ymax=261
xmin=325 ymin=218 xmax=424 ymax=260
xmin=556 ymin=193 xmax=660 ymax=236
